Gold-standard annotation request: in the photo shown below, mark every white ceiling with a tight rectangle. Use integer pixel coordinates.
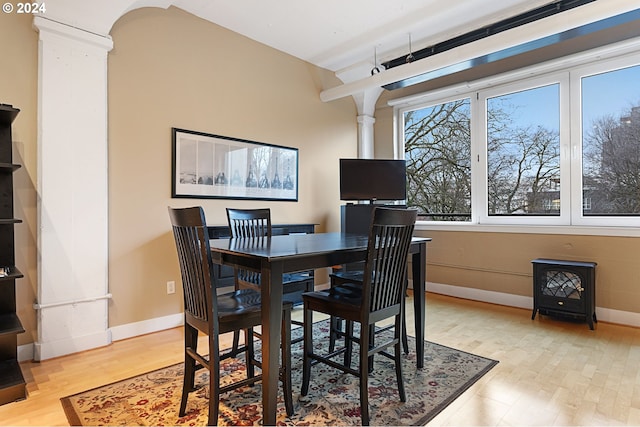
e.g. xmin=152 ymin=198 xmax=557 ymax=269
xmin=172 ymin=0 xmax=557 ymax=73
xmin=43 ymin=0 xmax=640 ymax=98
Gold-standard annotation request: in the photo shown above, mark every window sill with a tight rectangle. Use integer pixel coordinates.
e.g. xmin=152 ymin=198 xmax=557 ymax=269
xmin=414 ymin=222 xmax=640 ymax=237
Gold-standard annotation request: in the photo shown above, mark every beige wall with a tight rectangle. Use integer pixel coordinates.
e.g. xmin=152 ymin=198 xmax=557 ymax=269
xmin=421 ymin=230 xmax=640 ymax=313
xmin=0 ymin=13 xmax=39 ymax=346
xmin=107 ymin=7 xmax=357 ymax=327
xmin=1 ymin=7 xmax=357 ymax=345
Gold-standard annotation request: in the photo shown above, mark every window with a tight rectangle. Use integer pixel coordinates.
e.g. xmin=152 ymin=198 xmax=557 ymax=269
xmin=396 ymin=49 xmax=640 ymax=228
xmin=403 ymin=98 xmax=471 ymax=221
xmin=580 ymin=64 xmax=640 ymax=217
xmin=486 ymin=84 xmax=561 ymax=216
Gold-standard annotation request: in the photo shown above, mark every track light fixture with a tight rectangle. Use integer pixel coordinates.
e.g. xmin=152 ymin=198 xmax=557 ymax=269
xmin=406 ymin=33 xmax=415 ymax=63
xmin=371 ymin=46 xmax=381 ymax=75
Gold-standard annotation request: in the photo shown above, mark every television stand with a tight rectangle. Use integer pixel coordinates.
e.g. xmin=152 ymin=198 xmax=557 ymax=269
xmin=341 ymin=204 xmax=375 ymax=235
xmin=341 ymin=203 xmax=406 ymax=235
xmin=339 ymin=203 xmax=406 ymax=275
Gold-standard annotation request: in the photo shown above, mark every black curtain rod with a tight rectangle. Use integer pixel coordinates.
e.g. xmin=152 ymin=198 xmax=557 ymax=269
xmin=381 ymin=0 xmax=596 ymax=70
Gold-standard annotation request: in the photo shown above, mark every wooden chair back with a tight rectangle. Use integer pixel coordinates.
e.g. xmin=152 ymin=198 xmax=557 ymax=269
xmin=226 ymin=208 xmax=272 ymax=238
xmin=168 ymin=206 xmax=216 ymax=334
xmin=361 ymin=207 xmax=417 ymax=320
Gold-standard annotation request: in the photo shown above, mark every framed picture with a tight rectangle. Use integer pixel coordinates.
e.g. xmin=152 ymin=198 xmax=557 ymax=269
xmin=172 ymin=128 xmax=298 ymax=201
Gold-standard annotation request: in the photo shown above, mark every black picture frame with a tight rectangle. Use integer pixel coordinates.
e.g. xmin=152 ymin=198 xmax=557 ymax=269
xmin=171 ymin=128 xmax=299 ymax=201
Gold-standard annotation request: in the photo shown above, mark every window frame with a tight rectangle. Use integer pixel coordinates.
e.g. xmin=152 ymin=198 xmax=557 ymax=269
xmin=570 ymin=54 xmax=640 ymax=227
xmin=397 ymin=93 xmax=475 ymax=225
xmin=476 ymin=73 xmax=571 ymax=226
xmin=392 ymin=41 xmax=640 ymax=232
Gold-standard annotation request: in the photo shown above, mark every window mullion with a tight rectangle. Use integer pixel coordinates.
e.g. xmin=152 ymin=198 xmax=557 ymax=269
xmin=471 ymin=91 xmax=486 ymax=224
xmin=558 ymin=72 xmax=572 ymax=225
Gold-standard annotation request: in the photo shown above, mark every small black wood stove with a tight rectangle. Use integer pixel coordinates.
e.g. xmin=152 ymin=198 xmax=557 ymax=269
xmin=531 ymin=258 xmax=597 ymax=330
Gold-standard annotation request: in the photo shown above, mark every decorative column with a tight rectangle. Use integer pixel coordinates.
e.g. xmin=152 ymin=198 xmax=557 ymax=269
xmin=336 ymin=65 xmax=383 ymax=160
xmin=32 ymin=17 xmax=113 ymax=360
xmin=357 ymin=115 xmax=376 ymax=159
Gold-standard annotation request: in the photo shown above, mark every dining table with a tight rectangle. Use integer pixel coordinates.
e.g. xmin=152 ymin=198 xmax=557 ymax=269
xmin=209 ymin=231 xmax=430 ymax=425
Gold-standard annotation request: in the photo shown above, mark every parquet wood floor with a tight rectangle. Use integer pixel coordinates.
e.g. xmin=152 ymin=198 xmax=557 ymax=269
xmin=1 ymin=292 xmax=639 ymax=426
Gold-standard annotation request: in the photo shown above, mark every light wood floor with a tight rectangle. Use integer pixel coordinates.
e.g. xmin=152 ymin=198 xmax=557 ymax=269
xmin=2 ymin=292 xmax=640 ymax=426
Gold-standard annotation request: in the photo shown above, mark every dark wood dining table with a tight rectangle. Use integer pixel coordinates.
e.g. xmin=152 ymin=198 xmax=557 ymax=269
xmin=209 ymin=232 xmax=430 ymax=425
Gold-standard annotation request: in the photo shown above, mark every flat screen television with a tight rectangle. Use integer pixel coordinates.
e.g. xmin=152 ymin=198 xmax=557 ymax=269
xmin=339 ymin=158 xmax=407 ymax=201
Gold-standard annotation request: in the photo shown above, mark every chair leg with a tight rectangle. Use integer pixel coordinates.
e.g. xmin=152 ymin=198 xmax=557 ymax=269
xmin=402 ymin=279 xmax=410 ymax=354
xmin=344 ymin=320 xmax=354 ymax=368
xmin=328 ymin=275 xmax=340 ymax=352
xmin=281 ymin=308 xmax=294 ymax=417
xmin=395 ymin=315 xmax=406 ymax=402
xmin=301 ymin=307 xmax=313 ymax=396
xmin=359 ymin=322 xmax=370 ymax=426
xmin=208 ymin=340 xmax=221 ymax=426
xmin=231 ymin=330 xmax=241 ymax=356
xmin=246 ymin=328 xmax=255 ymax=380
xmin=401 ymin=314 xmax=409 ymax=355
xmin=329 ymin=316 xmax=340 ymax=352
xmin=368 ymin=324 xmax=375 ymax=374
xmin=230 ymin=277 xmax=243 ymax=357
xmin=179 ymin=325 xmax=198 ymax=417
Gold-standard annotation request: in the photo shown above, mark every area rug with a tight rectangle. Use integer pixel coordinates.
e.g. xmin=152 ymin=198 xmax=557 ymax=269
xmin=61 ymin=320 xmax=497 ymax=426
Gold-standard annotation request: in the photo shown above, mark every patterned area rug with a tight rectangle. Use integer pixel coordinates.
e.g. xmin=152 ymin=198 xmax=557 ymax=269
xmin=61 ymin=320 xmax=497 ymax=426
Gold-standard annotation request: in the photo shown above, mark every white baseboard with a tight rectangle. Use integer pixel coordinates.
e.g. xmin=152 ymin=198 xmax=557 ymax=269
xmin=427 ymin=282 xmax=532 ymax=309
xmin=33 ymin=330 xmax=112 ymax=361
xmin=109 ymin=313 xmax=184 ymax=342
xmin=426 ymin=281 xmax=640 ymax=329
xmin=17 ymin=313 xmax=183 ymax=362
xmin=17 ymin=343 xmax=35 ymax=362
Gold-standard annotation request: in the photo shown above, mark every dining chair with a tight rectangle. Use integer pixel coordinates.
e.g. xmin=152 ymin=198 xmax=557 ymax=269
xmin=226 ymin=207 xmax=313 ymax=349
xmin=168 ymin=206 xmax=294 ymax=424
xmin=300 ymin=207 xmax=417 ymax=425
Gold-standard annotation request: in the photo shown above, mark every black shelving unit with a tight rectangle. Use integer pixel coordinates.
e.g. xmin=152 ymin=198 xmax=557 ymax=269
xmin=0 ymin=103 xmax=26 ymax=404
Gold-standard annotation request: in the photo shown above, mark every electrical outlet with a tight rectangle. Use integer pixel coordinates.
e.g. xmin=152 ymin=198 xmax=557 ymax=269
xmin=167 ymin=280 xmax=176 ymax=294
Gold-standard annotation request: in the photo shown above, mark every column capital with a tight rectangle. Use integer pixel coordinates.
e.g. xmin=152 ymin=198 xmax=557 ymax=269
xmin=357 ymin=115 xmax=376 ymax=125
xmin=33 ymin=16 xmax=113 ymax=51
